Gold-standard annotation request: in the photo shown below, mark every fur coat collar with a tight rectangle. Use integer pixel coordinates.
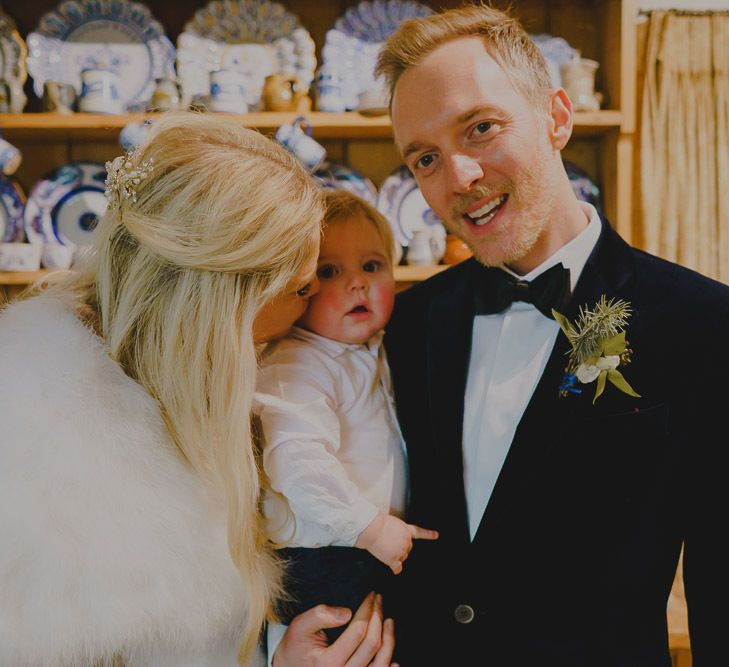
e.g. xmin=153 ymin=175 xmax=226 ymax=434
xmin=0 ymin=295 xmax=263 ymax=667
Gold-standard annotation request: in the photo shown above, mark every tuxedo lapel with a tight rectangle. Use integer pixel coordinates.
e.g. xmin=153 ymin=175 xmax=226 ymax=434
xmin=471 ymin=219 xmax=637 ymax=543
xmin=425 ymin=260 xmax=479 ymax=544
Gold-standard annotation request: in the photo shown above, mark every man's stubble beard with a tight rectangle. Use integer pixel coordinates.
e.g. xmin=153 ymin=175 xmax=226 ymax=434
xmin=448 ymin=146 xmax=558 ymax=269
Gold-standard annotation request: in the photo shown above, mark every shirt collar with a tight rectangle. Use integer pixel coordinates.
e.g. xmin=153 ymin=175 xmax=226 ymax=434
xmin=503 ymin=201 xmax=601 ymax=293
xmin=289 ymin=326 xmax=384 ymax=359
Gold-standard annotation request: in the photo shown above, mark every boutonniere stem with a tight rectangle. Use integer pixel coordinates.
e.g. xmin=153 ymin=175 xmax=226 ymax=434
xmin=552 ymin=296 xmax=640 ymax=404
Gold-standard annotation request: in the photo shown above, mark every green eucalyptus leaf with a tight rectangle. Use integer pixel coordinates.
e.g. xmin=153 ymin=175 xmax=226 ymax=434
xmin=606 ymin=369 xmax=641 ymax=397
xmin=593 ymin=370 xmax=607 ymax=404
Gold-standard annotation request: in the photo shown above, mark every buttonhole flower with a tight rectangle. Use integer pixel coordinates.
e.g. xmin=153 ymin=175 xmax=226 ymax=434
xmin=552 ymin=296 xmax=640 ymax=404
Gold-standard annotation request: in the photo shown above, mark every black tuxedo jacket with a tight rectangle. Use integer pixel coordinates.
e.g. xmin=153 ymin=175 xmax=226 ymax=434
xmin=383 ymin=219 xmax=729 ymax=666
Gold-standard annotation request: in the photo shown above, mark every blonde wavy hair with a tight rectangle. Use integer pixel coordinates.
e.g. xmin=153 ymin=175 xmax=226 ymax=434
xmin=323 ymin=189 xmax=397 ymax=264
xmin=375 ymin=2 xmax=553 ymax=107
xmin=42 ymin=111 xmax=324 ymax=661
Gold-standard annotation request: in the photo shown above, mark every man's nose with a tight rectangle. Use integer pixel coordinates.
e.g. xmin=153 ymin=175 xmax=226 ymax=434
xmin=448 ymin=154 xmax=484 ymax=193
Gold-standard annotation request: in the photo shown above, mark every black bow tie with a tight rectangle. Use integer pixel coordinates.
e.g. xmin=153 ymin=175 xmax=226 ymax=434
xmin=472 ymin=262 xmax=571 ymax=319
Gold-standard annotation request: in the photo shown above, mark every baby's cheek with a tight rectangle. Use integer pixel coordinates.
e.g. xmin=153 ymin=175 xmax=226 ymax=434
xmin=372 ymin=284 xmax=396 ymax=318
xmin=301 ymin=287 xmax=343 ymax=333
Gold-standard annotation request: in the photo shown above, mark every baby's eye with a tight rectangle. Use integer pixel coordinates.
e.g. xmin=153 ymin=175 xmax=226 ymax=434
xmin=317 ymin=264 xmax=337 ymax=280
xmin=363 ymin=260 xmax=381 ymax=273
xmin=295 ymin=284 xmax=312 ymax=297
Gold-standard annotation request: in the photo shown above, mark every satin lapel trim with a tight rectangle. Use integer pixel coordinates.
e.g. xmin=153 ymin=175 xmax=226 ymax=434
xmin=426 ymin=262 xmax=476 ymax=542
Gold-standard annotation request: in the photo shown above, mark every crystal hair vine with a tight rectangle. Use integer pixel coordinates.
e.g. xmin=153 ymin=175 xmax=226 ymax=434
xmin=104 ymin=144 xmax=154 ymax=210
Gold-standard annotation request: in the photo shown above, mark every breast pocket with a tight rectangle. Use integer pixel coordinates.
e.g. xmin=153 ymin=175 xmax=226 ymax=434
xmin=551 ymin=403 xmax=672 ymax=529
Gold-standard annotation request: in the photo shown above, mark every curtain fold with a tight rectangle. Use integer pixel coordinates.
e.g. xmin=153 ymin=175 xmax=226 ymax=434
xmin=639 ymin=11 xmax=729 ymax=283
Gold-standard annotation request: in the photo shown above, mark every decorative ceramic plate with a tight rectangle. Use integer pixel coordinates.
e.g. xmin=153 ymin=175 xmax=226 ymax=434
xmin=376 ymin=164 xmax=446 ymax=253
xmin=26 ymin=0 xmax=175 ymax=112
xmin=320 ymin=0 xmax=432 ymax=110
xmin=23 ymin=162 xmax=107 ymax=247
xmin=530 ymin=33 xmax=578 ymax=88
xmin=0 ymin=175 xmax=26 ymax=242
xmin=184 ymin=0 xmax=301 ymax=42
xmin=314 ymin=161 xmax=378 ymax=206
xmin=0 ymin=9 xmax=28 ymax=112
xmin=178 ymin=0 xmax=316 ymax=109
xmin=564 ymin=159 xmax=602 ymax=212
xmin=334 ymin=0 xmax=432 ymax=42
xmin=176 ymin=34 xmax=278 ymax=109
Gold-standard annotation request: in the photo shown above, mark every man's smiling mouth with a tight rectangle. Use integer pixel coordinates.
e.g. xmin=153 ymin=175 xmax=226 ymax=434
xmin=463 ymin=194 xmax=508 ymax=225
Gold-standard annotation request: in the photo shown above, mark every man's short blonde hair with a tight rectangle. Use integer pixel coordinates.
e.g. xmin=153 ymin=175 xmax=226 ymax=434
xmin=323 ymin=189 xmax=397 ymax=265
xmin=376 ymin=3 xmax=553 ymax=107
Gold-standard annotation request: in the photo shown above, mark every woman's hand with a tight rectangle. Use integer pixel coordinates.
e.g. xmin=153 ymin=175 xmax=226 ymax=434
xmin=272 ymin=592 xmax=398 ymax=667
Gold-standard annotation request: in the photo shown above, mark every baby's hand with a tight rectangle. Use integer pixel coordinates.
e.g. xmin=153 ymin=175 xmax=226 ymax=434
xmin=355 ymin=512 xmax=438 ymax=574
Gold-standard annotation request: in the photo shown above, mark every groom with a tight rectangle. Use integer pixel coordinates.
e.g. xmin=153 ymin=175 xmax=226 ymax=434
xmin=379 ymin=5 xmax=728 ymax=665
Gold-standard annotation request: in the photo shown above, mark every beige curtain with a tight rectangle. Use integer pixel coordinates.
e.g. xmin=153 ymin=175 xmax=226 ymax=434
xmin=639 ymin=11 xmax=729 ymax=283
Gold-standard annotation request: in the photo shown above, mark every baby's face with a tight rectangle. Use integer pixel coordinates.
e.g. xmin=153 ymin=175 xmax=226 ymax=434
xmin=297 ymin=214 xmax=395 ymax=345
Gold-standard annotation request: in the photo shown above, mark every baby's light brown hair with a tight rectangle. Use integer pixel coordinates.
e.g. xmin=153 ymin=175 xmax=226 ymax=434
xmin=323 ymin=189 xmax=397 ymax=265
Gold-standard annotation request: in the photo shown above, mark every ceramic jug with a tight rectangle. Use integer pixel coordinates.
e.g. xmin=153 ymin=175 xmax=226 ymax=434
xmin=406 ymin=229 xmax=437 ymax=266
xmin=274 ymin=116 xmax=326 ymax=171
xmin=262 ymin=73 xmax=311 ymax=113
xmin=561 ymin=56 xmax=602 ymax=113
xmin=150 ymin=78 xmax=181 ymax=112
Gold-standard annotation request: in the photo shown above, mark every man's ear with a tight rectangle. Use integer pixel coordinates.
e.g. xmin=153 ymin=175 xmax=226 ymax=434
xmin=548 ymin=88 xmax=573 ymax=150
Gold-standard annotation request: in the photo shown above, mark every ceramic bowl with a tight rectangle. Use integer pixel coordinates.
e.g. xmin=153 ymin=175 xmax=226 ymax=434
xmin=0 ymin=242 xmax=42 ymax=271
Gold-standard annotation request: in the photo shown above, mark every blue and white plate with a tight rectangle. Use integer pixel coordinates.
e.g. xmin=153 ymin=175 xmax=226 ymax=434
xmin=564 ymin=159 xmax=602 ymax=213
xmin=178 ymin=0 xmax=317 ymax=110
xmin=23 ymin=162 xmax=107 ymax=247
xmin=321 ymin=0 xmax=432 ymax=110
xmin=376 ymin=164 xmax=445 ymax=254
xmin=333 ymin=0 xmax=433 ymax=43
xmin=314 ymin=161 xmax=378 ymax=206
xmin=0 ymin=175 xmax=26 ymax=242
xmin=530 ymin=33 xmax=578 ymax=89
xmin=26 ymin=0 xmax=175 ymax=112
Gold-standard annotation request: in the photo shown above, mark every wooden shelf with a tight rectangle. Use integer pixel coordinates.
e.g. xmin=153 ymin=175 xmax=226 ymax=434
xmin=0 ymin=269 xmax=54 ymax=285
xmin=1 ymin=265 xmax=448 ymax=287
xmin=394 ymin=264 xmax=449 ymax=282
xmin=0 ymin=112 xmax=392 ymax=141
xmin=0 ymin=110 xmax=623 ymax=142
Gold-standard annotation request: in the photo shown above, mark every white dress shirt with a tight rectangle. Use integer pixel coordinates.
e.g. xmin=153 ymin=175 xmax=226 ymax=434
xmin=254 ymin=326 xmax=407 ymax=548
xmin=463 ymin=202 xmax=601 ymax=539
xmin=258 ymin=326 xmax=408 ymax=666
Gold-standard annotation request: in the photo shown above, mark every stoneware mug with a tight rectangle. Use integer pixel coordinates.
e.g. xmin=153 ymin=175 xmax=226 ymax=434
xmin=0 ymin=136 xmax=22 ymax=175
xmin=79 ymin=69 xmax=123 ymax=114
xmin=209 ymin=69 xmax=248 ymax=114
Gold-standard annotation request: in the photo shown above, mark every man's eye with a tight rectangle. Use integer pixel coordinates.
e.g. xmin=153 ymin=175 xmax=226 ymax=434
xmin=317 ymin=265 xmax=337 ymax=279
xmin=416 ymin=154 xmax=435 ymax=169
xmin=363 ymin=260 xmax=381 ymax=273
xmin=474 ymin=121 xmax=492 ymax=136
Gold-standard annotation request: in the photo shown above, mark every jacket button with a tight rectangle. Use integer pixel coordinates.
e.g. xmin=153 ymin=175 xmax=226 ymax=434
xmin=454 ymin=604 xmax=475 ymax=624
